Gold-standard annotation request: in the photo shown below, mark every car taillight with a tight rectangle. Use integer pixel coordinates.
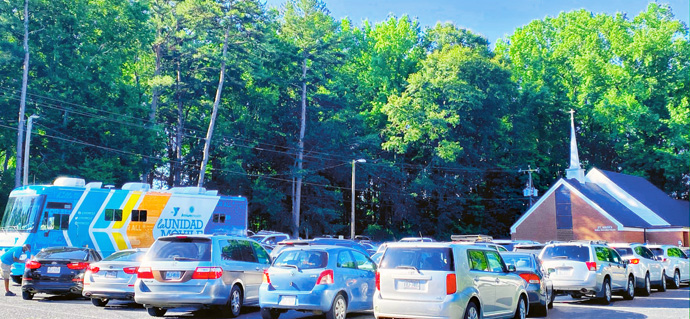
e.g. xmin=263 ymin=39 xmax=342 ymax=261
xmin=262 ymin=270 xmax=270 ymax=284
xmin=519 ymin=273 xmax=541 ymax=284
xmin=630 ymin=259 xmax=640 ymax=265
xmin=123 ymin=267 xmax=138 ymax=275
xmin=87 ymin=264 xmax=100 ymax=273
xmin=316 ymin=269 xmax=334 ymax=285
xmin=375 ymin=272 xmax=380 ymax=291
xmin=137 ymin=267 xmax=154 ymax=279
xmin=585 ymin=262 xmax=597 ymax=271
xmin=446 ymin=274 xmax=456 ymax=294
xmin=26 ymin=261 xmax=41 ymax=270
xmin=67 ymin=262 xmax=89 ymax=270
xmin=192 ymin=267 xmax=223 ymax=280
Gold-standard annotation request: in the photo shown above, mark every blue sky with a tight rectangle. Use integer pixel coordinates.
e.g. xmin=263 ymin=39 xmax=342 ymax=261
xmin=263 ymin=0 xmax=690 ymax=45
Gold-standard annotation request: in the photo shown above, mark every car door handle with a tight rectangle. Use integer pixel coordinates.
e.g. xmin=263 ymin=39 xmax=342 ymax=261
xmin=495 ymin=278 xmax=500 ymax=283
xmin=255 ymin=267 xmax=260 ymax=271
xmin=474 ymin=277 xmax=480 ymax=282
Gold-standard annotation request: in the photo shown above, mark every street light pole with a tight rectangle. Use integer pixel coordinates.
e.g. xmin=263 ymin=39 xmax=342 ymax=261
xmin=22 ymin=114 xmax=39 ymax=186
xmin=351 ymin=159 xmax=365 ymax=239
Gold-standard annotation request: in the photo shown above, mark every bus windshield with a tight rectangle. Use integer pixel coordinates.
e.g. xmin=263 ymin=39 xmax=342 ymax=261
xmin=1 ymin=195 xmax=43 ymax=232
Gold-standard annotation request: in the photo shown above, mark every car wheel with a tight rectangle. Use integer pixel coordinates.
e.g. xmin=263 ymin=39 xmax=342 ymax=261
xmin=658 ymin=271 xmax=667 ymax=292
xmin=513 ymin=296 xmax=527 ymax=319
xmin=640 ymin=273 xmax=652 ymax=296
xmin=11 ymin=275 xmax=22 ymax=285
xmin=91 ymin=297 xmax=109 ymax=307
xmin=260 ymin=307 xmax=281 ymax=319
xmin=600 ymin=278 xmax=612 ymax=305
xmin=670 ymin=270 xmax=681 ymax=289
xmin=21 ymin=290 xmax=33 ymax=300
xmin=147 ymin=307 xmax=167 ymax=317
xmin=529 ymin=301 xmax=548 ymax=317
xmin=623 ymin=276 xmax=635 ymax=300
xmin=226 ymin=285 xmax=243 ymax=318
xmin=548 ymin=288 xmax=555 ymax=309
xmin=463 ymin=301 xmax=479 ymax=319
xmin=325 ymin=293 xmax=347 ymax=319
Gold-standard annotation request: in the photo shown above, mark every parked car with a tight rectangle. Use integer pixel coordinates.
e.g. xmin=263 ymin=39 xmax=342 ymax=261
xmin=251 ymin=231 xmax=291 ymax=251
xmin=610 ymin=243 xmax=665 ymax=295
xmin=500 ymin=252 xmax=554 ymax=317
xmin=259 ymin=245 xmax=376 ymax=319
xmin=374 ymin=242 xmax=529 ymax=319
xmin=82 ymin=248 xmax=148 ymax=306
xmin=134 ymin=235 xmax=270 ymax=317
xmin=450 ymin=234 xmax=508 ymax=252
xmin=269 ymin=238 xmax=370 ymax=260
xmin=21 ymin=246 xmax=102 ymax=300
xmin=647 ymin=244 xmax=690 ymax=289
xmin=539 ymin=241 xmax=635 ymax=304
xmin=493 ymin=240 xmax=538 ymax=252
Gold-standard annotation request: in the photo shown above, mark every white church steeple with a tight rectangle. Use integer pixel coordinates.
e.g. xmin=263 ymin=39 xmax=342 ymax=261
xmin=565 ymin=109 xmax=585 ymax=183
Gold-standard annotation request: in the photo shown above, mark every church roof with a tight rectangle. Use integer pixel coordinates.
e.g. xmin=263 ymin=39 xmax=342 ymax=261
xmin=564 ymin=179 xmax=653 ymax=228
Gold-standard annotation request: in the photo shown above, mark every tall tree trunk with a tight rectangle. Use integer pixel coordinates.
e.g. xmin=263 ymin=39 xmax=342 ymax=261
xmin=292 ymin=56 xmax=307 ymax=238
xmin=150 ymin=42 xmax=162 ymax=123
xmin=174 ymin=59 xmax=183 ymax=186
xmin=15 ymin=0 xmax=29 ymax=188
xmin=199 ymin=29 xmax=229 ymax=187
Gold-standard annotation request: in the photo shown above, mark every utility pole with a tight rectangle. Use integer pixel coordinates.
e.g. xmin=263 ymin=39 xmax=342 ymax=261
xmin=519 ymin=165 xmax=539 ymax=206
xmin=15 ymin=0 xmax=30 ymax=188
xmin=22 ymin=114 xmax=38 ymax=185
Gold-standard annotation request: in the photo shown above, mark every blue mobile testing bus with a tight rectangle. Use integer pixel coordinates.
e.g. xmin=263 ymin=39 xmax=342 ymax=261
xmin=0 ymin=177 xmax=248 ymax=283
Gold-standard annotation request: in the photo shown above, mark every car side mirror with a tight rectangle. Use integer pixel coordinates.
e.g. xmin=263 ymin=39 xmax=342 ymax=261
xmin=507 ymin=264 xmax=516 ymax=272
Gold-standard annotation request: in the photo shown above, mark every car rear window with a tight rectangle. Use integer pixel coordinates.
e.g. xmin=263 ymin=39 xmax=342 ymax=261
xmin=502 ymin=255 xmax=533 ymax=271
xmin=650 ymin=248 xmax=664 ymax=257
xmin=614 ymin=247 xmax=633 ymax=257
xmin=273 ymin=250 xmax=327 ymax=269
xmin=148 ymin=237 xmax=211 ymax=261
xmin=541 ymin=245 xmax=590 ymax=262
xmin=380 ymin=247 xmax=454 ymax=271
xmin=104 ymin=250 xmax=147 ymax=262
xmin=36 ymin=248 xmax=88 ymax=261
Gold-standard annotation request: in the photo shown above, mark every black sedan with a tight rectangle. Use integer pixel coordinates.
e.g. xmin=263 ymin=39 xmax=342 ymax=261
xmin=500 ymin=252 xmax=554 ymax=317
xmin=21 ymin=246 xmax=102 ymax=300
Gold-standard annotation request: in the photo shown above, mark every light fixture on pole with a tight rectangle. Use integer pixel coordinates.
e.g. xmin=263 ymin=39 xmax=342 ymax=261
xmin=351 ymin=159 xmax=366 ymax=239
xmin=22 ymin=114 xmax=39 ymax=186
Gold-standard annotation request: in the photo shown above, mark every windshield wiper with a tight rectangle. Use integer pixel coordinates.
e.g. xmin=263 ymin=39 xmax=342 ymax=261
xmin=551 ymin=256 xmax=568 ymax=260
xmin=173 ymin=256 xmax=197 ymax=261
xmin=278 ymin=264 xmax=301 ymax=271
xmin=396 ymin=265 xmax=420 ymax=273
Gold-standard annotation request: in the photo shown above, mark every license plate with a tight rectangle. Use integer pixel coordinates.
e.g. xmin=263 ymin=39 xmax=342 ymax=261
xmin=279 ymin=295 xmax=296 ymax=306
xmin=400 ymin=280 xmax=420 ymax=290
xmin=105 ymin=271 xmax=117 ymax=278
xmin=47 ymin=266 xmax=60 ymax=274
xmin=165 ymin=271 xmax=181 ymax=280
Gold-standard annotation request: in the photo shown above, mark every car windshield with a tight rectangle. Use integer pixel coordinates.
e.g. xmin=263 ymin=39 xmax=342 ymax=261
xmin=502 ymin=255 xmax=533 ymax=271
xmin=650 ymin=248 xmax=664 ymax=257
xmin=274 ymin=250 xmax=328 ymax=269
xmin=36 ymin=248 xmax=88 ymax=261
xmin=104 ymin=250 xmax=147 ymax=262
xmin=380 ymin=247 xmax=454 ymax=271
xmin=148 ymin=237 xmax=211 ymax=261
xmin=1 ymin=195 xmax=43 ymax=232
xmin=541 ymin=245 xmax=589 ymax=262
xmin=614 ymin=247 xmax=633 ymax=257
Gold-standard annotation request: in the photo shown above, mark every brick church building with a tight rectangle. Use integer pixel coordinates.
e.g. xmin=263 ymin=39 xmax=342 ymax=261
xmin=511 ymin=112 xmax=689 ymax=246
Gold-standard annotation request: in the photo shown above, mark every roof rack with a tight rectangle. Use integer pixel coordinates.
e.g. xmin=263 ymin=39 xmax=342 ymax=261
xmin=450 ymin=234 xmax=494 ymax=243
xmin=568 ymin=240 xmax=608 ymax=245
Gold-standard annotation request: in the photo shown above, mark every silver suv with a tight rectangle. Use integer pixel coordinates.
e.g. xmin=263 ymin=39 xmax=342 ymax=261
xmin=539 ymin=241 xmax=635 ymax=304
xmin=374 ymin=242 xmax=529 ymax=319
xmin=610 ymin=243 xmax=665 ymax=295
xmin=134 ymin=235 xmax=270 ymax=317
xmin=647 ymin=245 xmax=690 ymax=289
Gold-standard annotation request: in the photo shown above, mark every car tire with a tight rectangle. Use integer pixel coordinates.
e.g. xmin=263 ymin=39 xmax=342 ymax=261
xmin=147 ymin=307 xmax=167 ymax=317
xmin=226 ymin=285 xmax=243 ymax=318
xmin=622 ymin=276 xmax=635 ymax=300
xmin=639 ymin=273 xmax=651 ymax=296
xmin=513 ymin=296 xmax=527 ymax=319
xmin=21 ymin=290 xmax=33 ymax=300
xmin=600 ymin=278 xmax=612 ymax=305
xmin=11 ymin=275 xmax=22 ymax=285
xmin=548 ymin=289 xmax=555 ymax=309
xmin=325 ymin=293 xmax=347 ymax=319
xmin=260 ymin=307 xmax=281 ymax=319
xmin=658 ymin=271 xmax=667 ymax=292
xmin=91 ymin=297 xmax=109 ymax=307
xmin=670 ymin=270 xmax=681 ymax=289
xmin=463 ymin=301 xmax=479 ymax=319
xmin=529 ymin=301 xmax=547 ymax=317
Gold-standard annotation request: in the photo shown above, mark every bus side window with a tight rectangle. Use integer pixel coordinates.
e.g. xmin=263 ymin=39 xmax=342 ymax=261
xmin=131 ymin=210 xmax=147 ymax=222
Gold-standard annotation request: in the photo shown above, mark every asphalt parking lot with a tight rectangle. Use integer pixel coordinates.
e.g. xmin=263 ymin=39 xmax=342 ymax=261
xmin=0 ymin=283 xmax=687 ymax=319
